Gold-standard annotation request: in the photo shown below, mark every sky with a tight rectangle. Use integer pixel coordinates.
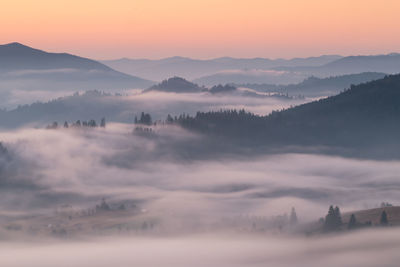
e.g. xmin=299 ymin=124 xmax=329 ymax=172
xmin=1 ymin=0 xmax=400 ymax=59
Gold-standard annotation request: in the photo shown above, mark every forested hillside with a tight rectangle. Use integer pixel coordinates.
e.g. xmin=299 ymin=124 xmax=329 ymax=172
xmin=175 ymin=74 xmax=400 ymax=156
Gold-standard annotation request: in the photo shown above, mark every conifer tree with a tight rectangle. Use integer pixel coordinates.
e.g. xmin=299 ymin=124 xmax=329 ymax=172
xmin=348 ymin=214 xmax=357 ymax=230
xmin=324 ymin=205 xmax=342 ymax=232
xmin=334 ymin=206 xmax=343 ymax=226
xmin=100 ymin=117 xmax=106 ymax=128
xmin=290 ymin=207 xmax=298 ymax=225
xmin=380 ymin=210 xmax=388 ymax=226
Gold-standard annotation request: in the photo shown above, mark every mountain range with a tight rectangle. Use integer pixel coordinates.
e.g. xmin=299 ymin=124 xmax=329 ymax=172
xmin=101 ymin=55 xmax=342 ymax=82
xmin=237 ymin=72 xmax=387 ymax=97
xmin=273 ymin=53 xmax=400 ymax=77
xmin=0 ymin=42 xmax=153 ymax=92
xmin=102 ymin=53 xmax=400 ymax=86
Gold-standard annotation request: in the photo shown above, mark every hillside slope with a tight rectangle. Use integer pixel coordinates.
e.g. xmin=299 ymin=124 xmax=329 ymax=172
xmin=177 ymin=74 xmax=400 ymax=157
xmin=0 ymin=42 xmax=153 ymax=91
xmin=145 ymin=77 xmax=204 ymax=93
xmin=239 ymin=72 xmax=387 ymax=97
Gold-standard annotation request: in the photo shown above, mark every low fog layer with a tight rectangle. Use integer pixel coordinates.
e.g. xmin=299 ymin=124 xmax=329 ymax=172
xmin=0 ymin=90 xmax=309 ymax=128
xmin=0 ymin=124 xmax=398 ymax=219
xmin=1 ymin=229 xmax=400 ymax=267
xmin=1 ymin=123 xmax=400 ymax=266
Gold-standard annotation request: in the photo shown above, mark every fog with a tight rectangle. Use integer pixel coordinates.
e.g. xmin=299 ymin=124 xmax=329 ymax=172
xmin=1 ymin=122 xmax=399 ymax=265
xmin=0 ymin=90 xmax=310 ymax=128
xmin=1 ymin=229 xmax=400 ymax=266
xmin=0 ymin=124 xmax=398 ymax=219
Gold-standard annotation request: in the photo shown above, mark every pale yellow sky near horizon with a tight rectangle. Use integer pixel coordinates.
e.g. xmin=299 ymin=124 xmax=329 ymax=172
xmin=1 ymin=0 xmax=400 ymax=59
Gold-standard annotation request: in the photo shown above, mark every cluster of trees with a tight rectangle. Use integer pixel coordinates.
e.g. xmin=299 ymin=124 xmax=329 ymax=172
xmin=271 ymin=207 xmax=298 ymax=231
xmin=381 ymin=202 xmax=393 ymax=208
xmin=134 ymin=112 xmax=152 ymax=125
xmin=165 ymin=109 xmax=264 ymax=140
xmin=323 ymin=206 xmax=342 ymax=232
xmin=347 ymin=210 xmax=389 ymax=230
xmin=95 ymin=198 xmax=126 ymax=212
xmin=209 ymin=84 xmax=236 ymax=94
xmin=323 ymin=205 xmax=391 ymax=232
xmin=223 ymin=207 xmax=299 ymax=233
xmin=46 ymin=118 xmax=106 ymax=129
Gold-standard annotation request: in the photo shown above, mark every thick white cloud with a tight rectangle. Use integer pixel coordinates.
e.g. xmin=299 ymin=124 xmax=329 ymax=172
xmin=1 ymin=123 xmax=400 ymax=266
xmin=1 ymin=229 xmax=400 ymax=267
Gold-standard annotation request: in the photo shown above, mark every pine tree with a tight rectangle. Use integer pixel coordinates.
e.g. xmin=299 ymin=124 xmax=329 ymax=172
xmin=324 ymin=205 xmax=336 ymax=231
xmin=324 ymin=205 xmax=342 ymax=232
xmin=334 ymin=206 xmax=342 ymax=226
xmin=348 ymin=214 xmax=357 ymax=230
xmin=88 ymin=119 xmax=97 ymax=127
xmin=166 ymin=114 xmax=174 ymax=124
xmin=380 ymin=210 xmax=388 ymax=226
xmin=100 ymin=117 xmax=106 ymax=128
xmin=98 ymin=198 xmax=110 ymax=211
xmin=290 ymin=207 xmax=298 ymax=225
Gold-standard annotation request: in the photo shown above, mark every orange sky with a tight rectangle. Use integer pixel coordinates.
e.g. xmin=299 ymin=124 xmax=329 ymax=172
xmin=1 ymin=0 xmax=400 ymax=59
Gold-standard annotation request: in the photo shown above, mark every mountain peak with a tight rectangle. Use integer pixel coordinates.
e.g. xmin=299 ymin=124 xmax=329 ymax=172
xmin=2 ymin=42 xmax=34 ymax=49
xmin=146 ymin=76 xmax=203 ymax=93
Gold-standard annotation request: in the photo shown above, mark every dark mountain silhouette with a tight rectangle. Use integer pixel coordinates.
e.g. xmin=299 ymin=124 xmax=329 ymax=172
xmin=238 ymin=72 xmax=387 ymax=97
xmin=176 ymin=74 xmax=400 ymax=158
xmin=0 ymin=42 xmax=153 ymax=91
xmin=101 ymin=55 xmax=342 ymax=81
xmin=0 ymin=42 xmax=113 ymax=71
xmin=145 ymin=77 xmax=204 ymax=93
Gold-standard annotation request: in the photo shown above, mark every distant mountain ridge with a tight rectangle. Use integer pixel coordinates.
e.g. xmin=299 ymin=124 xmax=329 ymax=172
xmin=273 ymin=53 xmax=400 ymax=77
xmin=101 ymin=55 xmax=342 ymax=81
xmin=237 ymin=72 xmax=388 ymax=97
xmin=0 ymin=42 xmax=112 ymax=71
xmin=101 ymin=53 xmax=400 ymax=86
xmin=0 ymin=42 xmax=153 ymax=93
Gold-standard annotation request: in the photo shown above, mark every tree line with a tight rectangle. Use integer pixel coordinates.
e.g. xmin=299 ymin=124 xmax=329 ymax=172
xmin=322 ymin=205 xmax=391 ymax=232
xmin=46 ymin=118 xmax=106 ymax=129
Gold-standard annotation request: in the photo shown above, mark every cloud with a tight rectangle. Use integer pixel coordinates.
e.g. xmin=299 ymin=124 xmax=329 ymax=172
xmin=0 ymin=124 xmax=399 ymax=219
xmin=1 ymin=229 xmax=400 ymax=267
xmin=0 ymin=89 xmax=310 ymax=127
xmin=0 ymin=123 xmax=399 ymax=266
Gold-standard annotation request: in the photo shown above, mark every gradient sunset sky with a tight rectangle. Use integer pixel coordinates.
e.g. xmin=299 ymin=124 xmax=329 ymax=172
xmin=2 ymin=0 xmax=400 ymax=59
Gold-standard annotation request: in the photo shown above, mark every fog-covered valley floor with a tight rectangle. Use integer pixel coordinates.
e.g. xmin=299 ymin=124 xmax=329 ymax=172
xmin=0 ymin=123 xmax=399 ymax=266
xmin=2 ymin=229 xmax=400 ymax=267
